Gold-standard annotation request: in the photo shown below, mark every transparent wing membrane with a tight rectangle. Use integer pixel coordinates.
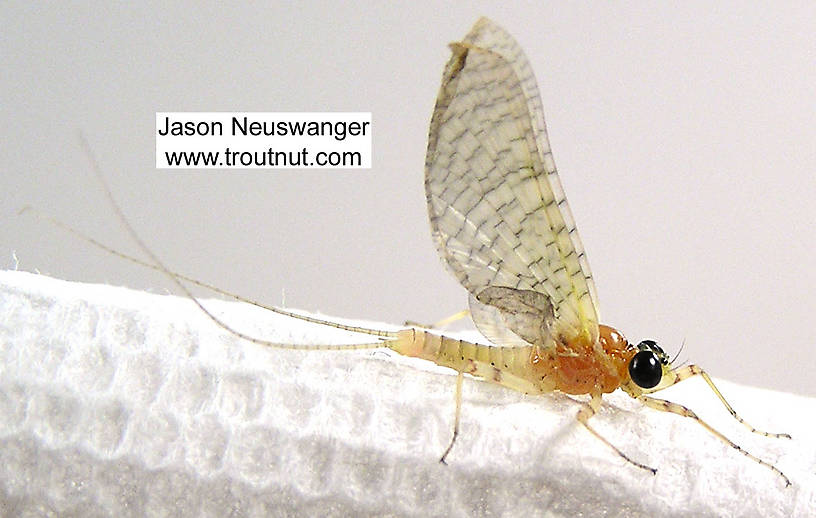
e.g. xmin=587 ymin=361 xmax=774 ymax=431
xmin=425 ymin=18 xmax=600 ymax=344
xmin=468 ymin=294 xmax=538 ymax=349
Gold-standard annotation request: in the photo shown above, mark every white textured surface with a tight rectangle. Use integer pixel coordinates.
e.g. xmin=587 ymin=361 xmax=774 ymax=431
xmin=0 ymin=270 xmax=814 ymax=517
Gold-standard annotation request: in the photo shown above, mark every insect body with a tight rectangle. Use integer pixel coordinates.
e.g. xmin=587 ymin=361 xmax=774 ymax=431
xmin=64 ymin=17 xmax=790 ymax=486
xmin=416 ymin=17 xmax=790 ymax=482
xmin=391 ymin=323 xmax=634 ymax=397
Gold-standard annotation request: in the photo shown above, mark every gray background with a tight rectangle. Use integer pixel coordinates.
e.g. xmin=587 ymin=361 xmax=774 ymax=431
xmin=3 ymin=2 xmax=815 ymax=396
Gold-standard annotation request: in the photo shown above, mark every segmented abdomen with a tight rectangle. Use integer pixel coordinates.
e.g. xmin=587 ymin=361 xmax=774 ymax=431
xmin=391 ymin=329 xmax=556 ymax=394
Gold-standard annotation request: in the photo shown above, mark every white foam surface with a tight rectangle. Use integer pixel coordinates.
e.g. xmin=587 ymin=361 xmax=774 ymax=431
xmin=0 ymin=270 xmax=814 ymax=517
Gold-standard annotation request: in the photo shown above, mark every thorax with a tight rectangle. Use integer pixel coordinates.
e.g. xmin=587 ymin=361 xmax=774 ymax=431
xmin=531 ymin=324 xmax=635 ymax=395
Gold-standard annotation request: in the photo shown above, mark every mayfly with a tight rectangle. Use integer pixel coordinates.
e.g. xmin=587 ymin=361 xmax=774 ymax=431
xmin=51 ymin=16 xmax=790 ymax=486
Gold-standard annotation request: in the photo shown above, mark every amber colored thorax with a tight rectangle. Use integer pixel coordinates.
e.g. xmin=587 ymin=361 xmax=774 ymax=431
xmin=531 ymin=324 xmax=635 ymax=395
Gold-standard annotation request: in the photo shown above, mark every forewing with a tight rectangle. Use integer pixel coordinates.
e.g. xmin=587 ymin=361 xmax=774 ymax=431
xmin=425 ymin=18 xmax=600 ymax=344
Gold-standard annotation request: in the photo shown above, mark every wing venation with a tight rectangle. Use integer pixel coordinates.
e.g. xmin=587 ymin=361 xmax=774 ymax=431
xmin=425 ymin=18 xmax=600 ymax=346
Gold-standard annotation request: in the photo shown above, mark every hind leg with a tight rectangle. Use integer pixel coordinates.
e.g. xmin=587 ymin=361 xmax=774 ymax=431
xmin=439 ymin=369 xmax=465 ymax=464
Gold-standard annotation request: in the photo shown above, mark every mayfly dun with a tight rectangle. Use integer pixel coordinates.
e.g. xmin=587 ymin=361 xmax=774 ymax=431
xmin=49 ymin=16 xmax=791 ymax=486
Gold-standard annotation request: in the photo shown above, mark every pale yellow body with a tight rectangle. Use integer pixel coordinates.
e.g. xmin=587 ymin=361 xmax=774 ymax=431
xmin=391 ymin=324 xmax=634 ymax=397
xmin=392 ymin=328 xmax=551 ymax=395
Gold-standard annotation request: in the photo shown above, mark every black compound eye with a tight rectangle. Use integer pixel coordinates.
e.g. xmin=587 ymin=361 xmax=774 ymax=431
xmin=629 ymin=350 xmax=662 ymax=389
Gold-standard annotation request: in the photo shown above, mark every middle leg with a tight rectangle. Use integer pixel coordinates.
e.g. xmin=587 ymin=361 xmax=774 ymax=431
xmin=577 ymin=392 xmax=656 ymax=474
